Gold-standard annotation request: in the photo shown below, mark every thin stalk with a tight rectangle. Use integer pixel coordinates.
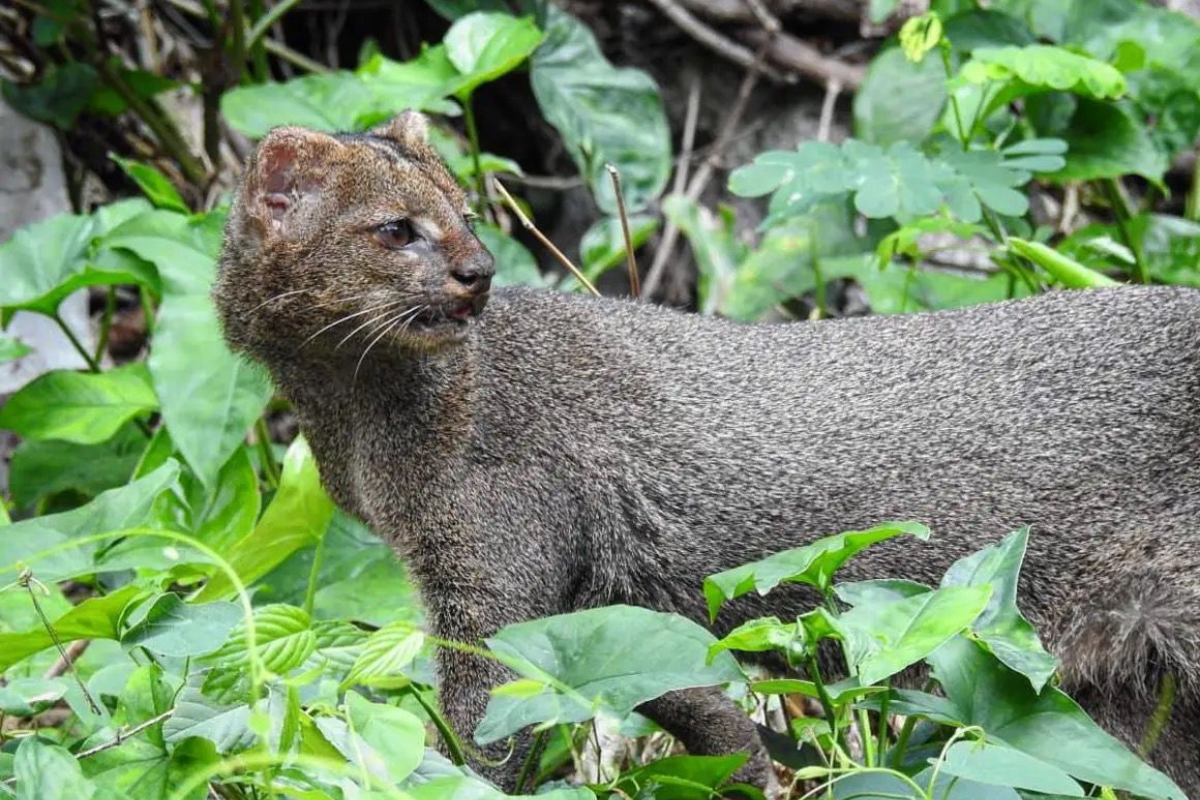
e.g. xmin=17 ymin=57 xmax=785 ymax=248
xmin=20 ymin=571 xmax=101 ymax=715
xmin=54 ymin=312 xmax=100 ymax=373
xmin=229 ymin=0 xmax=247 ymax=79
xmin=254 ymin=416 xmax=281 ymax=489
xmin=606 ymin=164 xmax=641 ymax=298
xmin=141 ymin=286 xmax=156 ymax=334
xmin=811 ymin=224 xmax=827 ymax=318
xmin=302 ymin=530 xmax=326 ymax=617
xmin=859 ymin=707 xmax=876 ymax=766
xmin=516 ymin=729 xmax=547 ymax=793
xmin=94 ymin=285 xmax=115 ymax=364
xmin=404 ymin=686 xmax=467 ymax=765
xmin=808 ymin=654 xmax=842 ymax=764
xmin=462 ymin=96 xmax=487 ymax=205
xmin=890 ymin=715 xmax=917 ymax=768
xmin=248 ymin=0 xmax=269 ymax=81
xmin=1102 ymin=178 xmax=1147 ymax=283
xmin=876 ymin=682 xmax=891 ymax=767
xmin=1188 ymin=159 xmax=1200 ymax=222
xmin=246 ymin=0 xmax=303 ymax=49
xmin=263 ymin=38 xmax=328 ymax=73
xmin=493 ymin=180 xmax=600 ymax=296
xmin=939 ymin=46 xmax=969 ymax=149
xmin=1139 ymin=671 xmax=1177 ymax=758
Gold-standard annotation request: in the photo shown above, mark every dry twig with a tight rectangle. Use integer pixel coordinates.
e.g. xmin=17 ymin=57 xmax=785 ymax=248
xmin=642 ymin=0 xmax=790 ymax=83
xmin=493 ymin=180 xmax=600 ymax=297
xmin=606 ymin=164 xmax=641 ymax=298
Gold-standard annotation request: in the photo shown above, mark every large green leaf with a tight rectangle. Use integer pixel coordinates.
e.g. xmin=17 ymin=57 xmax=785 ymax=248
xmin=938 ymin=741 xmax=1083 ymax=796
xmin=2 ymin=61 xmax=98 ymax=129
xmin=121 ymin=593 xmax=242 ymax=658
xmin=853 ymin=46 xmax=947 ymax=145
xmin=957 ymin=44 xmax=1126 ymax=100
xmin=195 ymin=437 xmax=335 ymax=601
xmin=444 ymin=11 xmax=543 ymax=98
xmin=835 ymin=584 xmax=991 ymax=686
xmin=112 ymin=156 xmax=189 ymax=214
xmin=0 ymin=584 xmax=146 ymax=670
xmin=476 ymin=605 xmax=743 ymax=744
xmin=703 ymin=521 xmax=930 ymax=621
xmin=206 ymin=604 xmax=316 ymax=675
xmin=475 ymin=223 xmax=542 ymax=287
xmin=0 ymin=201 xmax=156 ymax=320
xmin=13 ymin=738 xmax=97 ymax=800
xmin=83 ymin=735 xmax=213 ymax=800
xmin=930 ymin=637 xmax=1185 ymax=800
xmin=0 ymin=363 xmax=157 ymax=445
xmin=148 ymin=293 xmax=272 ymax=488
xmin=345 ymin=692 xmax=425 ymax=783
xmin=613 ymin=755 xmax=748 ymax=800
xmin=1048 ymin=98 xmax=1167 ymax=185
xmin=0 ymin=460 xmax=180 ymax=585
xmin=580 ymin=215 xmax=659 ymax=282
xmin=162 ymin=669 xmax=259 ymax=753
xmin=99 ymin=208 xmax=221 ymax=296
xmin=7 ymin=425 xmax=144 ymax=509
xmin=530 ymin=6 xmax=671 ymax=213
xmin=939 ymin=527 xmax=1057 ymax=692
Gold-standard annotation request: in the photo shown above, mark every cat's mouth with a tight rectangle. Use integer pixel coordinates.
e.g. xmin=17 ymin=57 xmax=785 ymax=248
xmin=412 ymin=295 xmax=489 ymax=330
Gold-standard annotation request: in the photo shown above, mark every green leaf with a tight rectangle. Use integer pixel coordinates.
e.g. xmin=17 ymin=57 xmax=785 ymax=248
xmin=707 ymin=617 xmax=803 ymax=663
xmin=121 ymin=593 xmax=242 ymax=658
xmin=958 ymin=45 xmax=1126 ymax=99
xmin=345 ymin=693 xmax=425 ymax=783
xmin=703 ymin=521 xmax=930 ymax=621
xmin=613 ymin=754 xmax=748 ymax=800
xmin=8 ymin=426 xmax=143 ymax=510
xmin=940 ymin=527 xmax=1057 ymax=692
xmin=475 ymin=223 xmax=542 ymax=287
xmin=476 ymin=605 xmax=743 ymax=744
xmin=1008 ymin=237 xmax=1119 ymax=288
xmin=207 ymin=604 xmax=316 ymax=675
xmin=0 ymin=203 xmax=157 ymax=320
xmin=13 ymin=738 xmax=97 ymax=800
xmin=899 ymin=13 xmax=943 ymax=63
xmin=942 ymin=8 xmax=1035 ymax=52
xmin=531 ymin=6 xmax=671 ymax=213
xmin=2 ymin=62 xmax=98 ymax=129
xmin=834 ymin=578 xmax=931 ymax=607
xmin=99 ymin=208 xmax=221 ymax=296
xmin=835 ymin=584 xmax=992 ymax=685
xmin=930 ymin=637 xmax=1185 ymax=800
xmin=853 ymin=47 xmax=947 ymax=145
xmin=663 ymin=195 xmax=744 ymax=315
xmin=0 ymin=678 xmax=67 ymax=716
xmin=750 ymin=677 xmax=883 ymax=704
xmin=221 ymin=71 xmax=383 ymax=138
xmin=581 ymin=215 xmax=659 ymax=282
xmin=345 ymin=622 xmax=425 ymax=688
xmin=111 ymin=156 xmax=189 ymax=214
xmin=0 ymin=584 xmax=146 ymax=671
xmin=0 ymin=333 xmax=32 ymax=363
xmin=148 ymin=293 xmax=272 ymax=488
xmin=939 ymin=741 xmax=1083 ymax=795
xmin=875 ymin=216 xmax=986 ymax=268
xmin=0 ymin=363 xmax=157 ymax=445
xmin=83 ymin=735 xmax=214 ymax=800
xmin=444 ymin=11 xmax=543 ymax=98
xmin=1048 ymin=98 xmax=1168 ymax=185
xmin=195 ymin=437 xmax=335 ymax=601
xmin=0 ymin=461 xmax=180 ymax=585
xmin=162 ymin=669 xmax=258 ymax=753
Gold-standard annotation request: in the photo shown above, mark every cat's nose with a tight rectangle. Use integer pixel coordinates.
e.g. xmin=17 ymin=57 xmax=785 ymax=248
xmin=450 ymin=256 xmax=495 ymax=294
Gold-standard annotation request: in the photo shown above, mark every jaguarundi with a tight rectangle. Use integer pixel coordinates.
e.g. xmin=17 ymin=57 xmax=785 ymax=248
xmin=214 ymin=111 xmax=1200 ymax=795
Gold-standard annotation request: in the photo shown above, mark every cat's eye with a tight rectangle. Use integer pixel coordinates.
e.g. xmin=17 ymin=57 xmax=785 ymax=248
xmin=375 ymin=219 xmax=414 ymax=249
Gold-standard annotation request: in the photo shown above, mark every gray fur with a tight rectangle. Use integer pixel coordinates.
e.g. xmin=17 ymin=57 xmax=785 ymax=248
xmin=214 ymin=121 xmax=1200 ymax=794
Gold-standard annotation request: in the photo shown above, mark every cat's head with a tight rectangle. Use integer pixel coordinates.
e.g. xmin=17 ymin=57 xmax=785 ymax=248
xmin=215 ymin=111 xmax=495 ymax=364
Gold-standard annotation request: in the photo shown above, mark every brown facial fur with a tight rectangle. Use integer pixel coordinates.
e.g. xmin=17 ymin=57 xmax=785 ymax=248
xmin=215 ymin=110 xmax=494 ymax=365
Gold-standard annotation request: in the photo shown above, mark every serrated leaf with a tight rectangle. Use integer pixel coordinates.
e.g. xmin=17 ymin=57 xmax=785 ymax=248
xmin=703 ymin=521 xmax=930 ymax=621
xmin=345 ymin=622 xmax=424 ymax=688
xmin=207 ymin=604 xmax=316 ymax=675
xmin=0 ymin=363 xmax=158 ymax=445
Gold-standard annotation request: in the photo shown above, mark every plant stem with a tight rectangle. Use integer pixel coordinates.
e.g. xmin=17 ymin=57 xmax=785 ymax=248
xmin=939 ymin=46 xmax=969 ymax=149
xmin=515 ymin=729 xmax=547 ymax=792
xmin=1139 ymin=671 xmax=1177 ymax=759
xmin=890 ymin=715 xmax=917 ymax=768
xmin=246 ymin=0 xmax=303 ymax=49
xmin=254 ymin=416 xmax=281 ymax=489
xmin=248 ymin=0 xmax=269 ymax=81
xmin=20 ymin=571 xmax=102 ymax=715
xmin=462 ymin=96 xmax=487 ymax=206
xmin=1188 ymin=160 xmax=1200 ymax=222
xmin=808 ymin=654 xmax=842 ymax=763
xmin=1102 ymin=178 xmax=1147 ymax=283
xmin=302 ymin=530 xmax=326 ymax=617
xmin=54 ymin=312 xmax=101 ymax=373
xmin=229 ymin=0 xmax=247 ymax=80
xmin=606 ymin=164 xmax=641 ymax=298
xmin=405 ymin=686 xmax=467 ymax=765
xmin=141 ymin=286 xmax=156 ymax=334
xmin=876 ymin=682 xmax=891 ymax=767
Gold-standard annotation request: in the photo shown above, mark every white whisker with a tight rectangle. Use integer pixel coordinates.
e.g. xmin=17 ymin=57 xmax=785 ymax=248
xmin=300 ymin=298 xmax=408 ymax=349
xmin=248 ymin=288 xmax=309 ymax=313
xmin=333 ymin=301 xmax=415 ymax=351
xmin=353 ymin=305 xmax=426 ymax=383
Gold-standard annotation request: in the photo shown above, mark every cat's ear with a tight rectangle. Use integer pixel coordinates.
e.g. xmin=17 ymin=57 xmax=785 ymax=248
xmin=370 ymin=110 xmax=430 ymax=149
xmin=249 ymin=127 xmax=343 ymax=228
